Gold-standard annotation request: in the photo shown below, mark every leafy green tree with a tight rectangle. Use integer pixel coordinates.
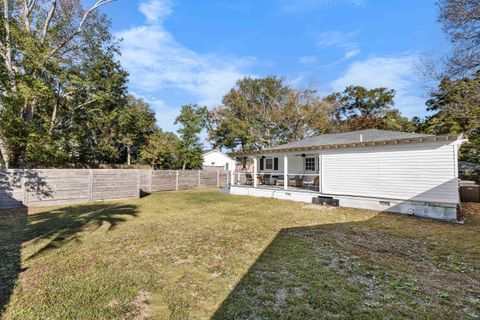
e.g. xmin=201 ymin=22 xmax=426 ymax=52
xmin=209 ymin=76 xmax=336 ymax=153
xmin=334 ymin=86 xmax=395 ymax=119
xmin=0 ymin=0 xmax=116 ymax=168
xmin=115 ymin=96 xmax=157 ymax=166
xmin=423 ymin=73 xmax=480 ymax=164
xmin=140 ymin=129 xmax=181 ymax=169
xmin=330 ymin=86 xmax=414 ymax=132
xmin=175 ymin=104 xmax=209 ymax=170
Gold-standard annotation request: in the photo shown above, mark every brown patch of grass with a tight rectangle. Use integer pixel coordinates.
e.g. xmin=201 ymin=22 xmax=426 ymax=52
xmin=126 ymin=291 xmax=152 ymax=320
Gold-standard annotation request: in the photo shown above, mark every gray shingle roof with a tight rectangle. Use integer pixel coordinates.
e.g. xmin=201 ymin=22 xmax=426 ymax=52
xmin=266 ymin=129 xmax=433 ymax=150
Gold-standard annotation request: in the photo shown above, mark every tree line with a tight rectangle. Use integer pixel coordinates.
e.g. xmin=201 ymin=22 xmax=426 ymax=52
xmin=0 ymin=0 xmax=478 ymax=170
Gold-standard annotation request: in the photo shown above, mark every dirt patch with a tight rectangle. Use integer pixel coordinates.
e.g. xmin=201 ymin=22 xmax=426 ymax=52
xmin=107 ymin=299 xmax=121 ymax=309
xmin=124 ymin=290 xmax=152 ymax=320
xmin=274 ymin=288 xmax=288 ymax=309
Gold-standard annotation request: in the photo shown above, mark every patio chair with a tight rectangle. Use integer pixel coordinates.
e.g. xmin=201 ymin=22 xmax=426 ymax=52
xmin=276 ymin=175 xmax=285 ymax=186
xmin=245 ymin=173 xmax=254 ymax=185
xmin=303 ymin=176 xmax=319 ymax=191
xmin=276 ymin=175 xmax=303 ymax=187
xmin=288 ymin=175 xmax=304 ymax=188
xmin=261 ymin=174 xmax=271 ymax=185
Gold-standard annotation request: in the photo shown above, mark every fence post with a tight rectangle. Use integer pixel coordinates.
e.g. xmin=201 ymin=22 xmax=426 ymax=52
xmin=136 ymin=170 xmax=140 ymax=198
xmin=89 ymin=169 xmax=93 ymax=201
xmin=198 ymin=170 xmax=201 ymax=188
xmin=175 ymin=170 xmax=179 ymax=191
xmin=22 ymin=170 xmax=28 ymax=206
xmin=149 ymin=169 xmax=153 ymax=192
xmin=217 ymin=170 xmax=220 ymax=188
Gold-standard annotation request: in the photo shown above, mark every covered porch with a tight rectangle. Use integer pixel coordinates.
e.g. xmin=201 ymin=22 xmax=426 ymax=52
xmin=231 ymin=153 xmax=323 ymax=193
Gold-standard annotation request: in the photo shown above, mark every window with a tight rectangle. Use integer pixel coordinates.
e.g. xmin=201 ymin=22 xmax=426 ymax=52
xmin=265 ymin=158 xmax=273 ymax=170
xmin=305 ymin=157 xmax=316 ymax=171
xmin=225 ymin=163 xmax=229 ymax=171
xmin=260 ymin=157 xmax=278 ymax=171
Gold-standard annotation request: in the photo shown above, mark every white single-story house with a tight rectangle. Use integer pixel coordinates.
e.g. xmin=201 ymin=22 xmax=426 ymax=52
xmin=202 ymin=149 xmax=236 ymax=172
xmin=228 ymin=129 xmax=466 ymax=222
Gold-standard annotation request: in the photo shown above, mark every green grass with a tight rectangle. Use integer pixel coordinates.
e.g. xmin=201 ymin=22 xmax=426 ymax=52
xmin=1 ymin=189 xmax=479 ymax=319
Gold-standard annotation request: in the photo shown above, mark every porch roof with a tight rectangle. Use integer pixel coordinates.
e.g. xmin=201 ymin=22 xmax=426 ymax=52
xmin=229 ymin=129 xmax=462 ymax=157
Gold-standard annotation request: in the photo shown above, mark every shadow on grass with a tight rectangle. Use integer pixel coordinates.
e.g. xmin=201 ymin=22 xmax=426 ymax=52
xmin=0 ymin=202 xmax=139 ymax=315
xmin=212 ymin=206 xmax=480 ymax=319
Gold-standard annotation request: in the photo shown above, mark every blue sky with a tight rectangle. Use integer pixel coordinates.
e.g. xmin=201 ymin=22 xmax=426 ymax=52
xmin=95 ymin=0 xmax=449 ymax=136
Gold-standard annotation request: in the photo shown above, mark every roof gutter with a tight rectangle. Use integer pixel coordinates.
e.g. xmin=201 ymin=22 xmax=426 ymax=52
xmin=228 ymin=133 xmax=464 ymax=157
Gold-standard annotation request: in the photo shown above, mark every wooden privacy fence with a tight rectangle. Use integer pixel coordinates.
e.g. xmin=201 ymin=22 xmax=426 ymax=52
xmin=0 ymin=169 xmax=229 ymax=209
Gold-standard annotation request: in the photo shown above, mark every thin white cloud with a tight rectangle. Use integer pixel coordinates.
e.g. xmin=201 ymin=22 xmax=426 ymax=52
xmin=116 ymin=0 xmax=254 ymax=131
xmin=299 ymin=56 xmax=317 ymax=65
xmin=288 ymin=75 xmax=306 ymax=87
xmin=344 ymin=48 xmax=360 ymax=59
xmin=139 ymin=0 xmax=173 ymax=24
xmin=330 ymin=55 xmax=426 ymax=117
xmin=281 ymin=0 xmax=366 ymax=12
xmin=317 ymin=30 xmax=361 ymax=60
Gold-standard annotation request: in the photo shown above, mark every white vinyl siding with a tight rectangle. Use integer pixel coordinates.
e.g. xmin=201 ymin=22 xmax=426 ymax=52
xmin=202 ymin=151 xmax=236 ymax=171
xmin=321 ymin=142 xmax=458 ymax=204
xmin=286 ymin=157 xmax=304 ymax=174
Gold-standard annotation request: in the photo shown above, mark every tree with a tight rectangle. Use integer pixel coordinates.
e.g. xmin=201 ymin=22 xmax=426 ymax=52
xmin=379 ymin=109 xmax=416 ymax=132
xmin=38 ymin=15 xmax=130 ymax=168
xmin=0 ymin=0 xmax=116 ymax=168
xmin=330 ymin=85 xmax=414 ymax=132
xmin=209 ymin=76 xmax=336 ymax=153
xmin=140 ymin=129 xmax=181 ymax=169
xmin=438 ymin=0 xmax=480 ymax=78
xmin=116 ymin=96 xmax=157 ymax=166
xmin=334 ymin=86 xmax=395 ymax=119
xmin=423 ymin=73 xmax=480 ymax=163
xmin=175 ymin=104 xmax=209 ymax=170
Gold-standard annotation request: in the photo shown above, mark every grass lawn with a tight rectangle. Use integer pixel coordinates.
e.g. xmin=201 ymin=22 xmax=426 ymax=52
xmin=1 ymin=189 xmax=479 ymax=319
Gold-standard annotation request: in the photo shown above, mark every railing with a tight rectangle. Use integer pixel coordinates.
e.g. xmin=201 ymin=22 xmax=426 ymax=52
xmin=231 ymin=172 xmax=254 ymax=186
xmin=231 ymin=172 xmax=320 ymax=191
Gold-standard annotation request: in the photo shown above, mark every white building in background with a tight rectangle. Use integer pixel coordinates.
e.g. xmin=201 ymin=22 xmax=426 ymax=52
xmin=202 ymin=149 xmax=236 ymax=172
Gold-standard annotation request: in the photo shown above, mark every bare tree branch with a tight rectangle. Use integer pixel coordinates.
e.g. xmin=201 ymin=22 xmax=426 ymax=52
xmin=77 ymin=0 xmax=116 ymax=32
xmin=41 ymin=0 xmax=57 ymax=44
xmin=2 ymin=0 xmax=15 ymax=80
xmin=48 ymin=0 xmax=116 ymax=58
xmin=26 ymin=0 xmax=36 ymax=15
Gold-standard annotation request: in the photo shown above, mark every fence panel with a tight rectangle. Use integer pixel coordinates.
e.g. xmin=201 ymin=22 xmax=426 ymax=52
xmin=92 ymin=170 xmax=139 ymax=201
xmin=0 ymin=169 xmax=229 ymax=209
xmin=151 ymin=170 xmax=177 ymax=191
xmin=178 ymin=170 xmax=199 ymax=190
xmin=200 ymin=170 xmax=218 ymax=188
xmin=0 ymin=170 xmax=25 ymax=208
xmin=26 ymin=169 xmax=90 ymax=207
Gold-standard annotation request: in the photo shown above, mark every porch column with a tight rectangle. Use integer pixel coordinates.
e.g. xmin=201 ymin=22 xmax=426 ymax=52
xmin=283 ymin=154 xmax=288 ymax=190
xmin=318 ymin=153 xmax=323 ymax=194
xmin=230 ymin=169 xmax=234 ymax=186
xmin=253 ymin=157 xmax=258 ymax=188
